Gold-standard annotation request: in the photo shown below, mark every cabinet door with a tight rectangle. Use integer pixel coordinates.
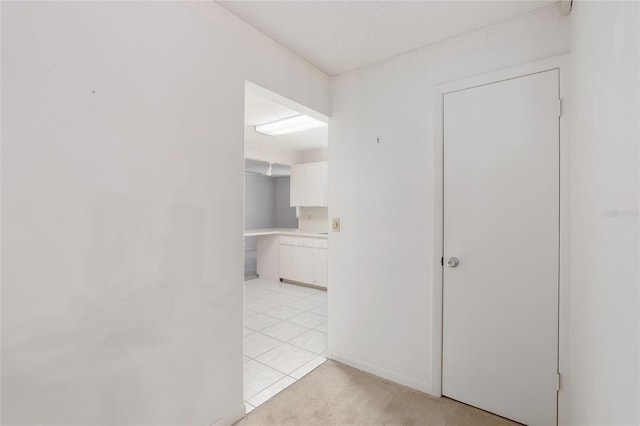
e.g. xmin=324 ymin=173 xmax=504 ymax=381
xmin=304 ymin=163 xmax=323 ymax=206
xmin=313 ymin=247 xmax=328 ymax=288
xmin=296 ymin=246 xmax=315 ymax=284
xmin=279 ymin=243 xmax=296 ymax=280
xmin=320 ymin=162 xmax=328 ymax=207
xmin=290 ymin=165 xmax=305 ymax=207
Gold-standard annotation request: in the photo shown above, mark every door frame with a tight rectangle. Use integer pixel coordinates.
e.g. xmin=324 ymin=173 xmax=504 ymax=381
xmin=430 ymin=54 xmax=570 ymax=424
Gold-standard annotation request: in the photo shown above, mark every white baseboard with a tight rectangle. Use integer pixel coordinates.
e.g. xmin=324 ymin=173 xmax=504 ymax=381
xmin=326 ymin=351 xmax=435 ymax=397
xmin=211 ymin=403 xmax=246 ymax=426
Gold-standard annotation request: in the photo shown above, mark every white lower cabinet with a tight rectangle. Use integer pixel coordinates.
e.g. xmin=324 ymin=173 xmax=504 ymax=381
xmin=279 ymin=242 xmax=296 ymax=281
xmin=279 ymin=236 xmax=328 ymax=288
xmin=296 ymin=245 xmax=315 ymax=284
xmin=313 ymin=247 xmax=328 ymax=287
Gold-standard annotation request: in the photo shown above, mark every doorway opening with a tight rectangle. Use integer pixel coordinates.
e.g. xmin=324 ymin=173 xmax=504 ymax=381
xmin=242 ymin=82 xmax=330 ymax=414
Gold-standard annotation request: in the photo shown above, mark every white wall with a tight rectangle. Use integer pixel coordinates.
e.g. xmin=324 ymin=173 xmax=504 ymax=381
xmin=298 ymin=207 xmax=329 ymax=233
xmin=274 ymin=177 xmax=298 ymax=228
xmin=328 ymin=4 xmax=570 ymax=395
xmin=569 ymin=2 xmax=640 ymax=424
xmin=245 ymin=174 xmax=277 ymax=231
xmin=244 ymin=174 xmax=296 ymax=277
xmin=245 ymin=140 xmax=299 ymax=166
xmin=244 ymin=174 xmax=276 ymax=277
xmin=298 ymin=148 xmax=328 ymax=163
xmin=245 ymin=144 xmax=328 ymax=166
xmin=1 ymin=2 xmax=329 ymax=425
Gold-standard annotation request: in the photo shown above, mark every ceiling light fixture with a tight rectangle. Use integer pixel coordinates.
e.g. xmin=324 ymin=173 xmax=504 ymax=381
xmin=255 ymin=114 xmax=326 ymax=136
xmin=266 ymin=162 xmax=273 ymax=177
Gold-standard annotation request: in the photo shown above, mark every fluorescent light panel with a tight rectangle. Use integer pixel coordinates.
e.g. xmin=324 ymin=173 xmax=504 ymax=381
xmin=255 ymin=114 xmax=326 ymax=136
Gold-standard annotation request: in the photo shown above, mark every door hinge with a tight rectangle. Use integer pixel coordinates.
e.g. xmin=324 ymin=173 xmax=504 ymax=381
xmin=556 ymin=373 xmax=561 ymax=391
xmin=441 ymin=257 xmax=444 ymax=266
xmin=558 ymin=99 xmax=562 ymax=117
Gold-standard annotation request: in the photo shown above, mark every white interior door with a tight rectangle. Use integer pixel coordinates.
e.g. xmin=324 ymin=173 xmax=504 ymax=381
xmin=443 ymin=70 xmax=559 ymax=426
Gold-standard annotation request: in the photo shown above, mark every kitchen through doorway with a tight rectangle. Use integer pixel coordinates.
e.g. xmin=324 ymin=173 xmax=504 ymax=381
xmin=242 ymin=82 xmax=330 ymax=414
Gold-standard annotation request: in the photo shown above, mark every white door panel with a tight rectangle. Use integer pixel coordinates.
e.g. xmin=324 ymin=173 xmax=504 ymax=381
xmin=443 ymin=70 xmax=559 ymax=426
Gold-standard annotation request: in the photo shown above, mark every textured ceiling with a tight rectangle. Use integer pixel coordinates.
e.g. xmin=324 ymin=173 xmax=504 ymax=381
xmin=218 ymin=0 xmax=556 ymax=76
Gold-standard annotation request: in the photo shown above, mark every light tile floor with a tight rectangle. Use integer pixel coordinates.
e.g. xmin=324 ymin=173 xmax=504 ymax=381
xmin=244 ymin=278 xmax=327 ymax=413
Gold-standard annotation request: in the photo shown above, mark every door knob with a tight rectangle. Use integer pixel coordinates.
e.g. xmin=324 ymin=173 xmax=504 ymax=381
xmin=447 ymin=257 xmax=460 ymax=268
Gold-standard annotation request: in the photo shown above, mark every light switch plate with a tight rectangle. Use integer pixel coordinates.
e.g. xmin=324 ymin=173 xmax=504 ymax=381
xmin=332 ymin=218 xmax=340 ymax=232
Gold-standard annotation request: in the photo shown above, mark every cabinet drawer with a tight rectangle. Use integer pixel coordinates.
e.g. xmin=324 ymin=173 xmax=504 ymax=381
xmin=279 ymin=236 xmax=298 ymax=246
xmin=296 ymin=238 xmax=315 ymax=248
xmin=314 ymin=239 xmax=328 ymax=249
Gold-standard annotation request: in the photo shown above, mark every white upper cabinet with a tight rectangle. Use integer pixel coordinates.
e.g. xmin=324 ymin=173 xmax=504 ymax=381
xmin=290 ymin=165 xmax=305 ymax=207
xmin=304 ymin=163 xmax=323 ymax=206
xmin=290 ymin=161 xmax=328 ymax=207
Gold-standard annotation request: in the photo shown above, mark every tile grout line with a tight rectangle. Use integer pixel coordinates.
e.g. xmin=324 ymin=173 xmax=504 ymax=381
xmin=243 ymin=348 xmax=325 ymax=397
xmin=244 ymin=369 xmax=294 ymax=400
xmin=246 ymin=323 xmax=327 ymax=352
xmin=243 ymin=279 xmax=327 ymax=409
xmin=248 ymin=298 xmax=325 ymax=315
xmin=245 ymin=307 xmax=325 ymax=328
xmin=245 ymin=312 xmax=326 ymax=332
xmin=244 ymin=329 xmax=326 ymax=361
xmin=244 ymin=355 xmax=327 ymax=403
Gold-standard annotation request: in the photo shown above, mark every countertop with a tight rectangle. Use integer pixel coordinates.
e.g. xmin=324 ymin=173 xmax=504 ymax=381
xmin=244 ymin=228 xmax=329 ymax=238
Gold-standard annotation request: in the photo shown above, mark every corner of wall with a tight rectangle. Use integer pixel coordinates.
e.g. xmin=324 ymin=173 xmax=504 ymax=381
xmin=211 ymin=404 xmax=246 ymax=426
xmin=326 ymin=351 xmax=434 ymax=396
